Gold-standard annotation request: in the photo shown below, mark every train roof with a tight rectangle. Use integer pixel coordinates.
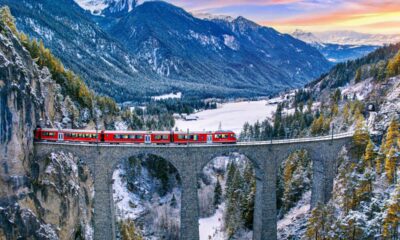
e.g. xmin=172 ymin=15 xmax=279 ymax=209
xmin=103 ymin=130 xmax=169 ymax=134
xmin=41 ymin=128 xmax=97 ymax=133
xmin=39 ymin=128 xmax=235 ymax=134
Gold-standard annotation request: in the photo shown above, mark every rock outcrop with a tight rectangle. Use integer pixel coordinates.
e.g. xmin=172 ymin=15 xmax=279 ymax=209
xmin=0 ymin=13 xmax=94 ymax=240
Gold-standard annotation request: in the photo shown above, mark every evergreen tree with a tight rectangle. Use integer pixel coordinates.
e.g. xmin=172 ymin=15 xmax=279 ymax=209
xmin=351 ymin=115 xmax=370 ymax=158
xmin=355 ymin=68 xmax=362 ymax=83
xmin=225 ymin=162 xmax=237 ymax=199
xmin=363 ymin=140 xmax=376 ymax=169
xmin=0 ymin=7 xmax=17 ymax=34
xmin=311 ymin=115 xmax=324 ymax=135
xmin=120 ymin=220 xmax=143 ymax=240
xmin=386 ymin=50 xmax=400 ymax=77
xmin=383 ymin=183 xmax=400 ymax=239
xmin=382 ymin=119 xmax=399 ymax=154
xmin=170 ymin=194 xmax=177 ymax=208
xmin=384 ymin=147 xmax=398 ymax=184
xmin=305 ymin=203 xmax=331 ymax=240
xmin=213 ymin=179 xmax=222 ymax=207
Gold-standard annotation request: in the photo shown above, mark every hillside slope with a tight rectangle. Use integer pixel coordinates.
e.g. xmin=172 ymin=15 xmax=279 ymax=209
xmin=2 ymin=0 xmax=331 ymax=101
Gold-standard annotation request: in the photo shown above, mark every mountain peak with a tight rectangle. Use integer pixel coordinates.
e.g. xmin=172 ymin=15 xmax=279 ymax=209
xmin=291 ymin=29 xmax=323 ymax=45
xmin=74 ymin=0 xmax=136 ymax=16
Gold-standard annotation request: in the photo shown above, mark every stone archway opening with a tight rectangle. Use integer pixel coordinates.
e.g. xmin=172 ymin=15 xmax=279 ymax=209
xmin=197 ymin=152 xmax=259 ymax=240
xmin=112 ymin=154 xmax=181 ymax=240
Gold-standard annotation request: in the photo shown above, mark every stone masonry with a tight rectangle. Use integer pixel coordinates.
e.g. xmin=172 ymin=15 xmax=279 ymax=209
xmin=34 ymin=135 xmax=351 ymax=240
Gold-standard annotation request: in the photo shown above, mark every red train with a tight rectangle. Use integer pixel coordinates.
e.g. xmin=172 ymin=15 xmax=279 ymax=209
xmin=34 ymin=128 xmax=237 ymax=144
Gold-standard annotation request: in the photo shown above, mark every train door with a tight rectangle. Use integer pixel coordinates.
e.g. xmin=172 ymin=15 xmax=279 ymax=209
xmin=58 ymin=132 xmax=64 ymax=141
xmin=207 ymin=134 xmax=213 ymax=144
xmin=145 ymin=135 xmax=151 ymax=144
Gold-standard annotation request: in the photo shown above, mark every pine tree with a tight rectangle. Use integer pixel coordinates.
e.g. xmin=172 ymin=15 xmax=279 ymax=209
xmin=351 ymin=115 xmax=370 ymax=158
xmin=311 ymin=115 xmax=324 ymax=135
xmin=0 ymin=7 xmax=17 ymax=34
xmin=213 ymin=179 xmax=222 ymax=207
xmin=386 ymin=50 xmax=400 ymax=77
xmin=384 ymin=147 xmax=398 ymax=184
xmin=382 ymin=119 xmax=399 ymax=154
xmin=170 ymin=194 xmax=177 ymax=208
xmin=363 ymin=140 xmax=376 ymax=169
xmin=383 ymin=183 xmax=400 ymax=239
xmin=120 ymin=220 xmax=143 ymax=240
xmin=225 ymin=162 xmax=237 ymax=199
xmin=305 ymin=203 xmax=331 ymax=240
xmin=355 ymin=68 xmax=362 ymax=83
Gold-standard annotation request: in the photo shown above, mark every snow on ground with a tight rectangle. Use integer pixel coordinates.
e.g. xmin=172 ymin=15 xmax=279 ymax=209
xmin=340 ymin=77 xmax=374 ymax=101
xmin=174 ymin=100 xmax=277 ymax=134
xmin=199 ymin=203 xmax=226 ymax=240
xmin=112 ymin=168 xmax=144 ymax=220
xmin=277 ymin=191 xmax=311 ymax=240
xmin=152 ymin=92 xmax=182 ymax=101
xmin=278 ymin=191 xmax=310 ymax=230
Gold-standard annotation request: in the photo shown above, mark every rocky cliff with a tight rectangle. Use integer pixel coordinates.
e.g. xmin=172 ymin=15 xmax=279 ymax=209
xmin=0 ymin=10 xmax=94 ymax=239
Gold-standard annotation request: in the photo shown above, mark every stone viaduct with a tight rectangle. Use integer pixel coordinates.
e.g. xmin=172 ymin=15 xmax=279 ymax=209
xmin=33 ymin=132 xmax=353 ymax=240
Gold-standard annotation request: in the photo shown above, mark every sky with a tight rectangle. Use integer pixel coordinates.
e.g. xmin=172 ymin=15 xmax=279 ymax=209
xmin=146 ymin=0 xmax=400 ymax=34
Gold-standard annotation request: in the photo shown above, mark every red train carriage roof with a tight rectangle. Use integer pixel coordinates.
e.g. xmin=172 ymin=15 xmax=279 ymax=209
xmin=103 ymin=131 xmax=170 ymax=134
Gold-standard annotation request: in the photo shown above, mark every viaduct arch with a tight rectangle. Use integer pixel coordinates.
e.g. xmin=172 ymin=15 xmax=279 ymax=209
xmin=33 ymin=133 xmax=352 ymax=240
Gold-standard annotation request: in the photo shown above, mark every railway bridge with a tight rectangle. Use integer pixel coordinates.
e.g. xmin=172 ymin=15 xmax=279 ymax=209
xmin=33 ymin=132 xmax=353 ymax=240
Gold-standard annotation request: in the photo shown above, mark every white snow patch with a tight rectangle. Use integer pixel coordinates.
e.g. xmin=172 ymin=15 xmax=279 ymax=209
xmin=223 ymin=34 xmax=239 ymax=50
xmin=112 ymin=168 xmax=145 ymax=220
xmin=74 ymin=0 xmax=109 ymax=15
xmin=278 ymin=191 xmax=311 ymax=230
xmin=199 ymin=203 xmax=226 ymax=240
xmin=174 ymin=100 xmax=277 ymax=134
xmin=152 ymin=92 xmax=182 ymax=101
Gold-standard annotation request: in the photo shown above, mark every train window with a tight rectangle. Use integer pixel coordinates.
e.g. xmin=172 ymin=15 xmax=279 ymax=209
xmin=178 ymin=135 xmax=185 ymax=140
xmin=128 ymin=135 xmax=135 ymax=139
xmin=193 ymin=135 xmax=198 ymax=141
xmin=162 ymin=135 xmax=169 ymax=140
xmin=122 ymin=135 xmax=129 ymax=139
xmin=155 ymin=135 xmax=162 ymax=140
xmin=114 ymin=135 xmax=120 ymax=139
xmin=135 ymin=135 xmax=143 ymax=139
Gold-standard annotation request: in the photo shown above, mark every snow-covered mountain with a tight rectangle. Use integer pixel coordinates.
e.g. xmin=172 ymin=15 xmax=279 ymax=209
xmin=292 ymin=29 xmax=325 ymax=47
xmin=292 ymin=29 xmax=379 ymax=63
xmin=4 ymin=0 xmax=331 ymax=102
xmin=314 ymin=30 xmax=400 ymax=46
xmin=74 ymin=0 xmax=136 ymax=16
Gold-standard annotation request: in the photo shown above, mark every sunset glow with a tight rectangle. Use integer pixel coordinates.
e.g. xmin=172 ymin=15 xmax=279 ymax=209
xmin=155 ymin=0 xmax=400 ymax=34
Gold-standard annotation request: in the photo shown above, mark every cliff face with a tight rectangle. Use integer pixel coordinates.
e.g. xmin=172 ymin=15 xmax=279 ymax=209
xmin=0 ymin=16 xmax=93 ymax=240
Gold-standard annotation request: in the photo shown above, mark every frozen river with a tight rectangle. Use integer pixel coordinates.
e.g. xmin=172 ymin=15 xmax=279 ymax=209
xmin=174 ymin=100 xmax=278 ymax=134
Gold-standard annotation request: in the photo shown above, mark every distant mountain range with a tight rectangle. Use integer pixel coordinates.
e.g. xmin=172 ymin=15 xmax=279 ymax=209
xmin=291 ymin=29 xmax=380 ymax=63
xmin=1 ymin=0 xmax=331 ymax=102
xmin=313 ymin=30 xmax=400 ymax=46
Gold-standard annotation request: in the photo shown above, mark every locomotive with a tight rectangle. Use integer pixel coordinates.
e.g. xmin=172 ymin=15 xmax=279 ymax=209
xmin=34 ymin=128 xmax=237 ymax=144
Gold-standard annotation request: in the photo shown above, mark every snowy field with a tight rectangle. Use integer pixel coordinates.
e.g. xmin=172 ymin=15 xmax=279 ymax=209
xmin=199 ymin=204 xmax=226 ymax=240
xmin=175 ymin=100 xmax=278 ymax=134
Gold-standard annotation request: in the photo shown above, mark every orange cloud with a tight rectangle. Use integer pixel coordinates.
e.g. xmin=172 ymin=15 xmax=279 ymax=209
xmin=263 ymin=1 xmax=400 ymax=33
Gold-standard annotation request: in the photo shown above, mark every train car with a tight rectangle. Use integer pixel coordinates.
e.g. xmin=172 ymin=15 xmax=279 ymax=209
xmin=103 ymin=131 xmax=172 ymax=144
xmin=172 ymin=130 xmax=237 ymax=144
xmin=62 ymin=129 xmax=101 ymax=143
xmin=172 ymin=131 xmax=209 ymax=144
xmin=35 ymin=128 xmax=59 ymax=141
xmin=212 ymin=131 xmax=237 ymax=144
xmin=103 ymin=131 xmax=146 ymax=144
xmin=150 ymin=131 xmax=172 ymax=144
